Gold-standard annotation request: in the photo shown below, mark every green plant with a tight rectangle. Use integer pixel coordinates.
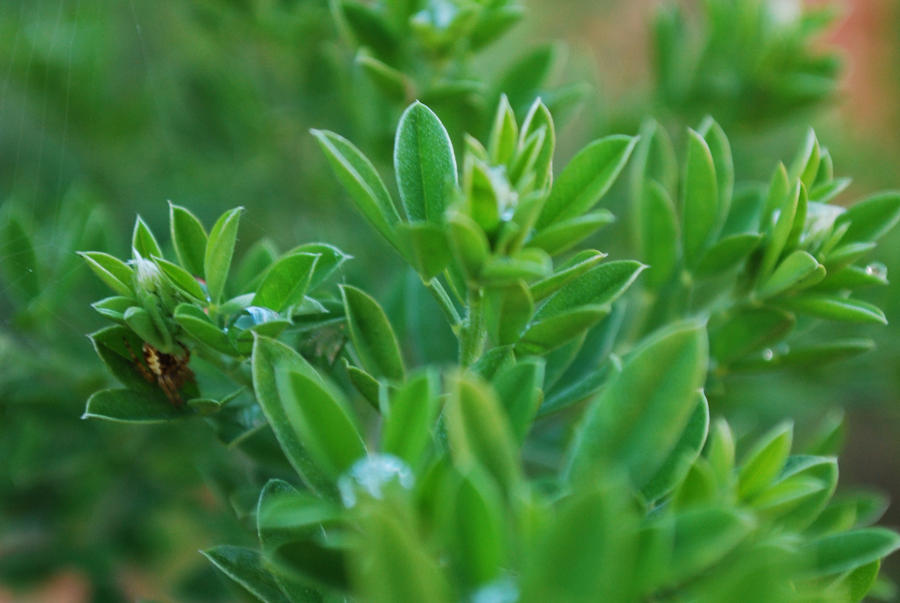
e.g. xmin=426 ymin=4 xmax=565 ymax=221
xmin=78 ymin=96 xmax=900 ymax=601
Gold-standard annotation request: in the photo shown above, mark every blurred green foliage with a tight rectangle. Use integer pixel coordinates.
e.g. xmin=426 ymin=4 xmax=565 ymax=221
xmin=2 ymin=0 xmax=900 ymax=600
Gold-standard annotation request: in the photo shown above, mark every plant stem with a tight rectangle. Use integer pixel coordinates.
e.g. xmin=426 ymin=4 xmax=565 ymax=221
xmin=425 ymin=278 xmax=462 ymax=330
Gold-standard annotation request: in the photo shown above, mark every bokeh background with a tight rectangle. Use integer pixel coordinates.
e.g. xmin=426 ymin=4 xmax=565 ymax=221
xmin=1 ymin=0 xmax=899 ymax=600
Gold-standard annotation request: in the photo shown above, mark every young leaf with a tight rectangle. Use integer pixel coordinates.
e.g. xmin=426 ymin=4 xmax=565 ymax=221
xmin=132 ymin=216 xmax=162 ymax=260
xmin=78 ymin=251 xmax=134 ymax=297
xmin=289 ymin=243 xmax=351 ymax=292
xmin=518 ymin=306 xmax=610 ymax=355
xmin=275 ymin=368 xmax=366 ymax=479
xmin=757 ymin=250 xmax=823 ymax=299
xmin=695 ymin=232 xmax=761 ymax=278
xmin=445 ymin=472 xmax=505 ymax=587
xmin=394 ymin=101 xmax=457 ymax=223
xmin=173 ymin=304 xmax=236 ymax=355
xmin=758 ymin=182 xmax=802 ymax=281
xmin=253 ymin=252 xmax=320 ymax=312
xmin=697 ymin=117 xmax=733 ymax=232
xmin=205 ymin=207 xmax=244 ymax=304
xmin=518 ymin=99 xmax=555 ymax=191
xmin=709 ymin=307 xmax=794 ymax=366
xmin=488 ymin=94 xmax=518 ymax=165
xmin=340 ymin=285 xmax=405 ymax=381
xmin=169 ymin=202 xmax=208 ymax=276
xmin=312 ymin=129 xmax=401 ymax=247
xmin=663 ymin=507 xmax=755 ymax=586
xmin=681 ymin=129 xmax=719 ymax=268
xmin=485 ymin=281 xmax=533 ymax=345
xmin=530 ymin=250 xmax=607 ymax=302
xmin=153 ymin=256 xmax=206 ymax=301
xmin=396 ymin=222 xmax=451 ymax=280
xmin=737 ymin=421 xmax=793 ymax=501
xmin=566 ymin=321 xmax=708 ymax=487
xmin=537 ymin=135 xmax=638 ymax=228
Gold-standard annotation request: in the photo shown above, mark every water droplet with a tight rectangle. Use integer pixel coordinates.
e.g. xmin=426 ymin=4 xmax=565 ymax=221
xmin=762 ymin=348 xmax=775 ymax=361
xmin=472 ymin=577 xmax=518 ymax=603
xmin=865 ymin=262 xmax=887 ymax=280
xmin=338 ymin=454 xmax=414 ymax=508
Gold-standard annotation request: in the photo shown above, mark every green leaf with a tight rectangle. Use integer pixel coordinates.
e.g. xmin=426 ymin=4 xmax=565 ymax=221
xmin=447 ymin=212 xmax=489 ymax=282
xmin=123 ymin=306 xmax=167 ymax=351
xmin=275 ymin=368 xmax=366 ymax=479
xmin=761 ymin=163 xmax=791 ymax=234
xmin=78 ymin=251 xmax=134 ymax=297
xmin=518 ymin=99 xmax=555 ymax=191
xmin=831 ymin=560 xmax=881 ymax=602
xmin=485 ymin=281 xmax=533 ymax=345
xmin=709 ymin=307 xmax=794 ymax=366
xmin=681 ymin=129 xmax=719 ymax=268
xmin=91 ymin=296 xmax=135 ymax=322
xmin=695 ymin=232 xmax=761 ymax=278
xmin=813 ymin=263 xmax=888 ymax=291
xmin=641 ymin=391 xmax=710 ymax=502
xmin=289 ymin=243 xmax=351 ymax=292
xmin=341 ymin=0 xmax=398 ymax=58
xmin=340 ymin=284 xmax=405 ymax=381
xmin=835 ymin=191 xmax=900 ymax=242
xmin=527 ymin=210 xmax=616 ymax=255
xmin=173 ymin=304 xmax=236 ymax=355
xmin=496 ymin=45 xmax=556 ymax=116
xmin=629 ymin=119 xmax=678 ymax=212
xmin=638 ymin=181 xmax=679 ymax=287
xmin=706 ymin=418 xmax=735 ymax=487
xmin=0 ymin=213 xmax=40 ymax=299
xmin=488 ymin=94 xmax=518 ymax=166
xmin=534 ymin=260 xmax=645 ymax=321
xmin=759 ymin=182 xmax=803 ymax=281
xmin=345 ymin=362 xmax=381 ymax=410
xmin=824 ymin=241 xmax=876 ymax=272
xmin=737 ymin=421 xmax=793 ymax=501
xmin=538 ymin=135 xmax=638 ymax=227
xmin=154 ymin=256 xmax=206 ymax=301
xmin=446 ymin=472 xmax=505 ymax=586
xmin=132 ymin=216 xmax=162 ymax=260
xmin=518 ymin=306 xmax=610 ymax=355
xmin=566 ymin=321 xmax=708 ymax=487
xmin=252 ymin=335 xmax=335 ymax=497
xmin=778 ymin=294 xmax=887 ymax=324
xmin=169 ymin=202 xmax=208 ymax=276
xmin=492 ymin=359 xmax=545 ymax=443
xmin=757 ymin=250 xmax=823 ymax=299
xmin=201 ymin=546 xmax=290 ymax=603
xmin=89 ymin=326 xmax=165 ymax=394
xmin=803 ymin=528 xmax=900 ymax=578
xmin=396 ymin=222 xmax=451 ymax=280
xmin=445 ymin=372 xmax=520 ymax=491
xmin=663 ymin=507 xmax=755 ymax=585
xmin=530 ymin=250 xmax=607 ymax=302
xmin=382 ymin=370 xmax=440 ymax=468
xmin=790 ymin=128 xmax=821 ymax=190
xmin=83 ymin=388 xmax=186 ymax=423
xmin=394 ymin=102 xmax=457 ymax=223
xmin=205 ymin=207 xmax=244 ymax=304
xmin=312 ymin=129 xmax=401 ymax=248
xmin=253 ymin=252 xmax=320 ymax=312
xmin=697 ymin=117 xmax=733 ymax=232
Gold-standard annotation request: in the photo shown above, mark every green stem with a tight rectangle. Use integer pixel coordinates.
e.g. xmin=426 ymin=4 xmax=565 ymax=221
xmin=425 ymin=278 xmax=462 ymax=330
xmin=460 ymin=288 xmax=486 ymax=366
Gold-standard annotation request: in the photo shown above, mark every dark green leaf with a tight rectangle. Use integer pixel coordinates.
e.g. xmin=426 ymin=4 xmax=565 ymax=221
xmin=485 ymin=281 xmax=533 ymax=345
xmin=710 ymin=307 xmax=794 ymax=366
xmin=205 ymin=207 xmax=244 ymax=304
xmin=534 ymin=260 xmax=644 ymax=321
xmin=695 ymin=232 xmax=761 ymax=278
xmin=253 ymin=252 xmax=320 ymax=312
xmin=492 ymin=359 xmax=545 ymax=443
xmin=681 ymin=129 xmax=719 ymax=268
xmin=382 ymin=370 xmax=440 ymax=468
xmin=169 ymin=202 xmax=208 ymax=276
xmin=530 ymin=250 xmax=607 ymax=302
xmin=312 ymin=129 xmax=401 ymax=248
xmin=341 ymin=284 xmax=405 ymax=381
xmin=201 ymin=546 xmax=290 ymax=603
xmin=638 ymin=181 xmax=679 ymax=287
xmin=275 ymin=368 xmax=366 ymax=479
